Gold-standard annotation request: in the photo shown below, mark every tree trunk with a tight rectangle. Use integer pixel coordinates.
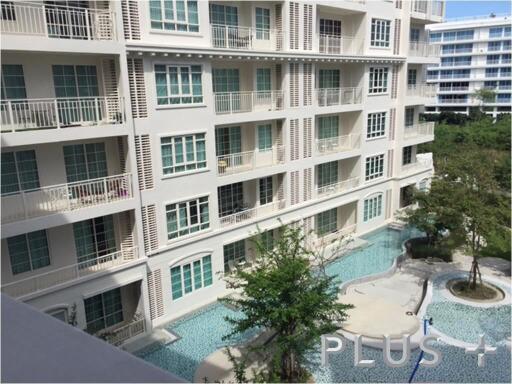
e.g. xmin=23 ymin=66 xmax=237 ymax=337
xmin=469 ymin=258 xmax=482 ymax=290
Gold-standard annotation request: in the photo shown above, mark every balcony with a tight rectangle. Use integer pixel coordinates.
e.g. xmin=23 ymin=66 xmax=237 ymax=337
xmin=214 ymin=91 xmax=284 ymax=115
xmin=315 ymin=134 xmax=361 ymax=155
xmin=219 ymin=200 xmax=285 ymax=228
xmin=316 ymin=87 xmax=362 ymax=107
xmin=217 ymin=146 xmax=285 ymax=176
xmin=1 ymin=247 xmax=139 ymax=298
xmin=319 ymin=35 xmax=364 ymax=55
xmin=1 ymin=173 xmax=133 ymax=224
xmin=404 ymin=122 xmax=435 ymax=142
xmin=99 ymin=312 xmax=146 ymax=346
xmin=1 ymin=97 xmax=124 ymax=133
xmin=410 ymin=0 xmax=444 ymax=21
xmin=210 ymin=25 xmax=283 ymax=51
xmin=0 ymin=2 xmax=116 ymax=40
xmin=316 ymin=176 xmax=360 ymax=197
xmin=312 ymin=223 xmax=357 ymax=248
xmin=402 ymin=153 xmax=433 ymax=174
xmin=408 ymin=42 xmax=440 ymax=57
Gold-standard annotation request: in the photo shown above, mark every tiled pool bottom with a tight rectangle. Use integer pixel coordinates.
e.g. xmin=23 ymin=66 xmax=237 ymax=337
xmin=426 ymin=272 xmax=511 ymax=345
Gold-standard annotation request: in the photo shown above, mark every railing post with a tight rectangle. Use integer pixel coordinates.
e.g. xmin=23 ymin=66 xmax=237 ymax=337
xmin=229 ymin=93 xmax=233 ymax=114
xmin=7 ymin=101 xmax=14 ymax=127
xmin=85 ymin=9 xmax=91 ymax=40
xmin=42 ymin=4 xmax=49 ymax=37
xmin=103 ymin=178 xmax=109 ymax=202
xmin=20 ymin=191 xmax=28 ymax=220
xmin=94 ymin=97 xmax=100 ymax=124
xmin=54 ymin=99 xmax=61 ymax=129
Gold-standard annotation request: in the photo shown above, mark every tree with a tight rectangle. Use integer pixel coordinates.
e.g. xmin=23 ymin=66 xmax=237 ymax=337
xmin=472 ymin=88 xmax=496 ymax=113
xmin=221 ymin=225 xmax=352 ymax=382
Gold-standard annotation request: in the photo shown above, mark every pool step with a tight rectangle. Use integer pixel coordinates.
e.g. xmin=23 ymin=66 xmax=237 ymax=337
xmin=389 ymin=221 xmax=406 ymax=231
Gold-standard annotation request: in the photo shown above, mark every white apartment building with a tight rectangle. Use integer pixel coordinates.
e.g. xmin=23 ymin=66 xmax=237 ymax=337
xmin=426 ymin=15 xmax=512 ymax=116
xmin=0 ymin=0 xmax=442 ymax=347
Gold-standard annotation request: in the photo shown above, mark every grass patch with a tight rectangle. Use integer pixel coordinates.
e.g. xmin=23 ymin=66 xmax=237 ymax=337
xmin=449 ymin=280 xmax=503 ymax=301
xmin=408 ymin=237 xmax=453 ymax=262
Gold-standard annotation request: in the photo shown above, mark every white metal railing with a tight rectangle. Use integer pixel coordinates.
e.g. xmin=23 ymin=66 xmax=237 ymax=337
xmin=1 ymin=97 xmax=124 ymax=133
xmin=313 ymin=224 xmax=357 ymax=247
xmin=217 ymin=146 xmax=285 ymax=176
xmin=316 ymin=87 xmax=362 ymax=107
xmin=402 ymin=153 xmax=433 ymax=173
xmin=1 ymin=247 xmax=139 ymax=298
xmin=319 ymin=34 xmax=364 ymax=55
xmin=438 ymin=86 xmax=469 ymax=92
xmin=219 ymin=200 xmax=285 ymax=227
xmin=99 ymin=313 xmax=146 ymax=346
xmin=0 ymin=2 xmax=116 ymax=40
xmin=316 ymin=177 xmax=360 ymax=197
xmin=408 ymin=41 xmax=440 ymax=57
xmin=437 ymin=98 xmax=470 ymax=104
xmin=210 ymin=24 xmax=284 ymax=51
xmin=411 ymin=0 xmax=443 ymax=18
xmin=1 ymin=173 xmax=133 ymax=223
xmin=445 ymin=13 xmax=510 ymax=22
xmin=214 ymin=90 xmax=284 ymax=114
xmin=315 ymin=134 xmax=361 ymax=154
xmin=406 ymin=85 xmax=437 ymax=98
xmin=404 ymin=122 xmax=435 ymax=139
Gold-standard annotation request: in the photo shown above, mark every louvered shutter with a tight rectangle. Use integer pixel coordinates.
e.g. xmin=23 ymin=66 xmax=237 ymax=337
xmin=127 ymin=58 xmax=148 ymax=118
xmin=387 ymin=150 xmax=394 ymax=178
xmin=389 ymin=108 xmax=396 ymax=140
xmin=385 ymin=189 xmax=392 ymax=219
xmin=393 ymin=19 xmax=401 ymax=55
xmin=303 ymin=4 xmax=313 ymax=50
xmin=121 ymin=0 xmax=141 ymax=40
xmin=289 ymin=2 xmax=299 ymax=50
xmin=275 ymin=4 xmax=283 ymax=51
xmin=303 ymin=63 xmax=312 ymax=106
xmin=101 ymin=59 xmax=122 ymax=122
xmin=290 ymin=170 xmax=300 ymax=205
xmin=303 ymin=168 xmax=312 ymax=201
xmin=289 ymin=63 xmax=299 ymax=107
xmin=141 ymin=204 xmax=158 ymax=254
xmin=147 ymin=269 xmax=164 ymax=319
xmin=303 ymin=117 xmax=312 ymax=158
xmin=395 ymin=0 xmax=403 ymax=9
xmin=134 ymin=135 xmax=154 ymax=190
xmin=119 ymin=211 xmax=136 ymax=259
xmin=289 ymin=119 xmax=299 ymax=161
xmin=391 ymin=65 xmax=398 ymax=99
xmin=277 ymin=173 xmax=285 ymax=202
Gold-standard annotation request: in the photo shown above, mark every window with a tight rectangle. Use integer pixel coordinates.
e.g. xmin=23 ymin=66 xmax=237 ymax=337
xmin=257 ymin=124 xmax=272 ymax=151
xmin=318 ymin=116 xmax=339 ymax=139
xmin=505 ymin=26 xmax=511 ymax=37
xmin=502 ymin=54 xmax=511 ymax=63
xmin=149 ymin=0 xmax=199 ymax=32
xmin=405 ymin=107 xmax=415 ymax=126
xmin=255 ymin=7 xmax=270 ymax=40
xmin=318 ymin=69 xmax=340 ymax=89
xmin=497 ymin=94 xmax=511 ymax=103
xmin=216 ymin=126 xmax=241 ymax=155
xmin=489 ymin=27 xmax=503 ymax=38
xmin=155 ymin=64 xmax=203 ymax=105
xmin=256 ymin=68 xmax=271 ymax=91
xmin=218 ymin=182 xmax=243 ymax=217
xmin=166 ymin=196 xmax=210 ymax=240
xmin=443 ymin=31 xmax=456 ymax=41
xmin=363 ymin=194 xmax=383 ymax=222
xmin=320 ymin=19 xmax=341 ymax=36
xmin=455 ymin=30 xmax=473 ymax=40
xmin=488 ymin=41 xmax=502 ymax=51
xmin=371 ymin=19 xmax=391 ymax=47
xmin=429 ymin=32 xmax=441 ymax=42
xmin=1 ymin=150 xmax=39 ymax=195
xmin=419 ymin=179 xmax=428 ymax=192
xmin=317 ymin=161 xmax=338 ymax=188
xmin=223 ymin=239 xmax=246 ymax=272
xmin=84 ymin=288 xmax=123 ymax=334
xmin=73 ymin=216 xmax=116 ymax=264
xmin=63 ymin=143 xmax=107 ymax=183
xmin=409 ymin=28 xmax=420 ymax=42
xmin=1 ymin=2 xmax=15 ymax=21
xmin=316 ymin=208 xmax=338 ymax=236
xmin=212 ymin=68 xmax=240 ymax=93
xmin=1 ymin=64 xmax=26 ymax=100
xmin=407 ymin=69 xmax=417 ymax=86
xmin=161 ymin=133 xmax=206 ymax=175
xmin=368 ymin=67 xmax=389 ymax=94
xmin=259 ymin=176 xmax=273 ymax=205
xmin=48 ymin=309 xmax=68 ymax=323
xmin=500 ymin=67 xmax=511 ymax=78
xmin=260 ymin=230 xmax=274 ymax=252
xmin=365 ymin=154 xmax=385 ymax=181
xmin=170 ymin=255 xmax=213 ymax=300
xmin=402 ymin=146 xmax=413 ymax=165
xmin=7 ymin=230 xmax=50 ymax=275
xmin=367 ymin=112 xmax=386 ymax=139
xmin=487 ymin=54 xmax=501 ymax=64
xmin=209 ymin=3 xmax=238 ymax=26
xmin=486 ymin=68 xmax=499 ymax=78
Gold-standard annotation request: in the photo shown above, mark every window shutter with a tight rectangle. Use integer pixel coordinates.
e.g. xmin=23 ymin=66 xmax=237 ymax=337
xmin=290 ymin=170 xmax=300 ymax=205
xmin=117 ymin=137 xmax=126 ymax=173
xmin=303 ymin=4 xmax=313 ymax=50
xmin=289 ymin=2 xmax=299 ymax=50
xmin=303 ymin=117 xmax=312 ymax=158
xmin=134 ymin=134 xmax=154 ymax=190
xmin=289 ymin=63 xmax=299 ymax=107
xmin=385 ymin=189 xmax=392 ymax=219
xmin=127 ymin=58 xmax=147 ymax=118
xmin=303 ymin=167 xmax=312 ymax=201
xmin=121 ymin=0 xmax=141 ymax=40
xmin=391 ymin=65 xmax=398 ymax=99
xmin=303 ymin=216 xmax=313 ymax=247
xmin=387 ymin=150 xmax=394 ymax=178
xmin=277 ymin=173 xmax=285 ymax=202
xmin=141 ymin=204 xmax=158 ymax=254
xmin=389 ymin=108 xmax=396 ymax=140
xmin=101 ymin=59 xmax=121 ymax=122
xmin=290 ymin=119 xmax=299 ymax=161
xmin=395 ymin=0 xmax=403 ymax=9
xmin=275 ymin=4 xmax=283 ymax=51
xmin=393 ymin=19 xmax=401 ymax=55
xmin=119 ymin=211 xmax=136 ymax=259
xmin=147 ymin=269 xmax=164 ymax=320
xmin=303 ymin=63 xmax=312 ymax=106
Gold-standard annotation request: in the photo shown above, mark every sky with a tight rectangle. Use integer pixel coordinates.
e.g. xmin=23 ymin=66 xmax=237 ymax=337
xmin=445 ymin=0 xmax=512 ymax=19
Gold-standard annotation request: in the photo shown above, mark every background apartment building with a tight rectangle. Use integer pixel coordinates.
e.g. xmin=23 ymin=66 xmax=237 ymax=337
xmin=426 ymin=15 xmax=512 ymax=116
xmin=0 ymin=0 xmax=442 ymax=347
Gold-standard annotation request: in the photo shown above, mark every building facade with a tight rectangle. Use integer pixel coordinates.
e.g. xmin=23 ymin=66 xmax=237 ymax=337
xmin=426 ymin=15 xmax=512 ymax=116
xmin=0 ymin=0 xmax=442 ymax=346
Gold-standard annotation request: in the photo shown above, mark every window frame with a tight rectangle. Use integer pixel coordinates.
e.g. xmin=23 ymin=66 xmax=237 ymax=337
xmin=7 ymin=230 xmax=51 ymax=275
xmin=149 ymin=0 xmax=199 ymax=33
xmin=255 ymin=7 xmax=270 ymax=40
xmin=366 ymin=111 xmax=387 ymax=139
xmin=370 ymin=18 xmax=391 ymax=48
xmin=368 ymin=67 xmax=389 ymax=94
xmin=402 ymin=146 xmax=413 ymax=165
xmin=1 ymin=150 xmax=40 ymax=195
xmin=316 ymin=208 xmax=338 ymax=236
xmin=258 ymin=176 xmax=273 ymax=205
xmin=223 ymin=239 xmax=246 ymax=272
xmin=160 ymin=133 xmax=207 ymax=176
xmin=155 ymin=64 xmax=203 ymax=106
xmin=365 ymin=154 xmax=385 ymax=181
xmin=363 ymin=194 xmax=383 ymax=222
xmin=257 ymin=123 xmax=273 ymax=152
xmin=84 ymin=288 xmax=123 ymax=334
xmin=166 ymin=196 xmax=210 ymax=241
xmin=170 ymin=255 xmax=213 ymax=300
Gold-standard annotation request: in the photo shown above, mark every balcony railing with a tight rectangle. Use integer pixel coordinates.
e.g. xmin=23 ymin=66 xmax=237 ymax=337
xmin=214 ymin=90 xmax=284 ymax=114
xmin=210 ymin=24 xmax=283 ymax=51
xmin=1 ymin=97 xmax=124 ymax=133
xmin=402 ymin=153 xmax=433 ymax=174
xmin=1 ymin=247 xmax=139 ymax=298
xmin=312 ymin=224 xmax=357 ymax=248
xmin=1 ymin=173 xmax=133 ymax=223
xmin=316 ymin=176 xmax=360 ymax=197
xmin=316 ymin=87 xmax=362 ymax=107
xmin=98 ymin=313 xmax=146 ymax=346
xmin=219 ymin=200 xmax=285 ymax=227
xmin=408 ymin=41 xmax=440 ymax=57
xmin=406 ymin=85 xmax=437 ymax=98
xmin=0 ymin=2 xmax=116 ymax=40
xmin=217 ymin=146 xmax=285 ymax=176
xmin=315 ymin=134 xmax=361 ymax=155
xmin=438 ymin=86 xmax=469 ymax=92
xmin=404 ymin=122 xmax=435 ymax=139
xmin=319 ymin=34 xmax=364 ymax=55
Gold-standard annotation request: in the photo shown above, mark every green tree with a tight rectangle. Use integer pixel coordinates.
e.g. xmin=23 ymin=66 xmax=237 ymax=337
xmin=221 ymin=225 xmax=352 ymax=382
xmin=472 ymin=88 xmax=496 ymax=113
